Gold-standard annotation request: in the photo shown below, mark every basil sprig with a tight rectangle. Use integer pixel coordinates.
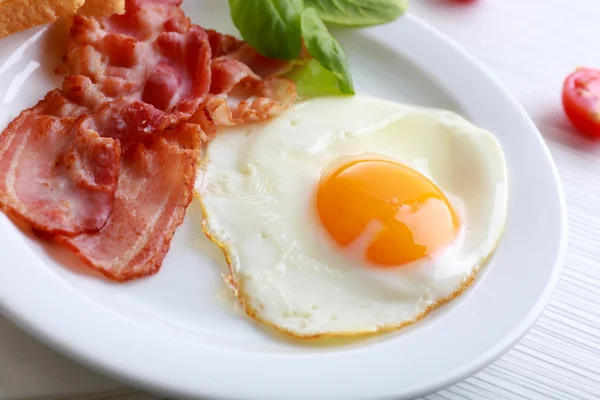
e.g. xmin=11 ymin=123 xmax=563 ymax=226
xmin=304 ymin=0 xmax=408 ymax=27
xmin=301 ymin=8 xmax=354 ymax=94
xmin=228 ymin=0 xmax=304 ymax=60
xmin=229 ymin=0 xmax=408 ymax=95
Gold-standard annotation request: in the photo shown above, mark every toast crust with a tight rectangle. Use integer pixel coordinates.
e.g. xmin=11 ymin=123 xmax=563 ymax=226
xmin=0 ymin=0 xmax=125 ymax=39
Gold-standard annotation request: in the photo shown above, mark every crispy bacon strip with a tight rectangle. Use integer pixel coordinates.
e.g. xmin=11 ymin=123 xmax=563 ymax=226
xmin=205 ymin=29 xmax=309 ymax=77
xmin=65 ymin=0 xmax=211 ymax=122
xmin=56 ymin=124 xmax=200 ymax=281
xmin=0 ymin=72 xmax=180 ymax=236
xmin=195 ymin=30 xmax=301 ymax=136
xmin=0 ymin=86 xmax=120 ymax=235
xmin=194 ymin=77 xmax=297 ymax=137
xmin=206 ymin=29 xmax=244 ymax=58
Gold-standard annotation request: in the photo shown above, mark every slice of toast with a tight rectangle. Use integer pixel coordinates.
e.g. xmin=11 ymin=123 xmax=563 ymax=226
xmin=77 ymin=0 xmax=125 ymax=17
xmin=0 ymin=0 xmax=125 ymax=39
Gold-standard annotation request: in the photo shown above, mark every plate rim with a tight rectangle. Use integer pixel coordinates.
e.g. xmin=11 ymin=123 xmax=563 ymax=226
xmin=0 ymin=11 xmax=567 ymax=400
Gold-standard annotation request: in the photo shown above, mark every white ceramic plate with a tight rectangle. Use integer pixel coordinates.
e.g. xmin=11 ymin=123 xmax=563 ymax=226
xmin=0 ymin=2 xmax=567 ymax=399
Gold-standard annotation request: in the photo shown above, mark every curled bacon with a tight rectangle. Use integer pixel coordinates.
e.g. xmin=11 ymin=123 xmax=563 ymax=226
xmin=0 ymin=88 xmax=120 ymax=236
xmin=196 ymin=30 xmax=302 ymax=136
xmin=65 ymin=0 xmax=211 ymax=123
xmin=56 ymin=123 xmax=200 ymax=281
xmin=194 ymin=77 xmax=297 ymax=137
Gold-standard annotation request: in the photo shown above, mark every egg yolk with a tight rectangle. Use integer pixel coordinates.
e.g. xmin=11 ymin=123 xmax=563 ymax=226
xmin=316 ymin=158 xmax=460 ymax=267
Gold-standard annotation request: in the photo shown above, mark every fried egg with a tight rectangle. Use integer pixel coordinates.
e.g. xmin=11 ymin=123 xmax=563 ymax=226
xmin=196 ymin=96 xmax=508 ymax=338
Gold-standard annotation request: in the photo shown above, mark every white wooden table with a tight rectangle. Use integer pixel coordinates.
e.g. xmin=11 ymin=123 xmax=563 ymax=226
xmin=1 ymin=0 xmax=599 ymax=399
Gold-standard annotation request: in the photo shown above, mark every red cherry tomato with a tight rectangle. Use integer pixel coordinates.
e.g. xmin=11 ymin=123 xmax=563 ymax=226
xmin=562 ymin=68 xmax=600 ymax=138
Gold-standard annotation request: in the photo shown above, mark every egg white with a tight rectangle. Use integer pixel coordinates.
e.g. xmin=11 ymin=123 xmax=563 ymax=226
xmin=196 ymin=96 xmax=508 ymax=338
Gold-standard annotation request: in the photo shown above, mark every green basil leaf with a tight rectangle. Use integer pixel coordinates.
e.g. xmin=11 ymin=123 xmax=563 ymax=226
xmin=304 ymin=0 xmax=408 ymax=27
xmin=284 ymin=59 xmax=346 ymax=98
xmin=228 ymin=0 xmax=304 ymax=60
xmin=301 ymin=8 xmax=354 ymax=94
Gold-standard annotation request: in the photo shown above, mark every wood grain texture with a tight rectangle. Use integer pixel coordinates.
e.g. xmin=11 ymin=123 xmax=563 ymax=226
xmin=1 ymin=0 xmax=599 ymax=399
xmin=415 ymin=0 xmax=600 ymax=399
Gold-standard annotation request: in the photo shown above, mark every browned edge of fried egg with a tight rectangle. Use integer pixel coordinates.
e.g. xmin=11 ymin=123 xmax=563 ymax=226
xmin=193 ymin=139 xmax=507 ymax=343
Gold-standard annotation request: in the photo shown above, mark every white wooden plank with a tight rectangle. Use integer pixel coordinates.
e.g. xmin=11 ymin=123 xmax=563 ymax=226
xmin=411 ymin=1 xmax=600 ymax=398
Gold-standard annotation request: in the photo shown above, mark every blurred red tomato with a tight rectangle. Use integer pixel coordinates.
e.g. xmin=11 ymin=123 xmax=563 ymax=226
xmin=562 ymin=68 xmax=600 ymax=139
